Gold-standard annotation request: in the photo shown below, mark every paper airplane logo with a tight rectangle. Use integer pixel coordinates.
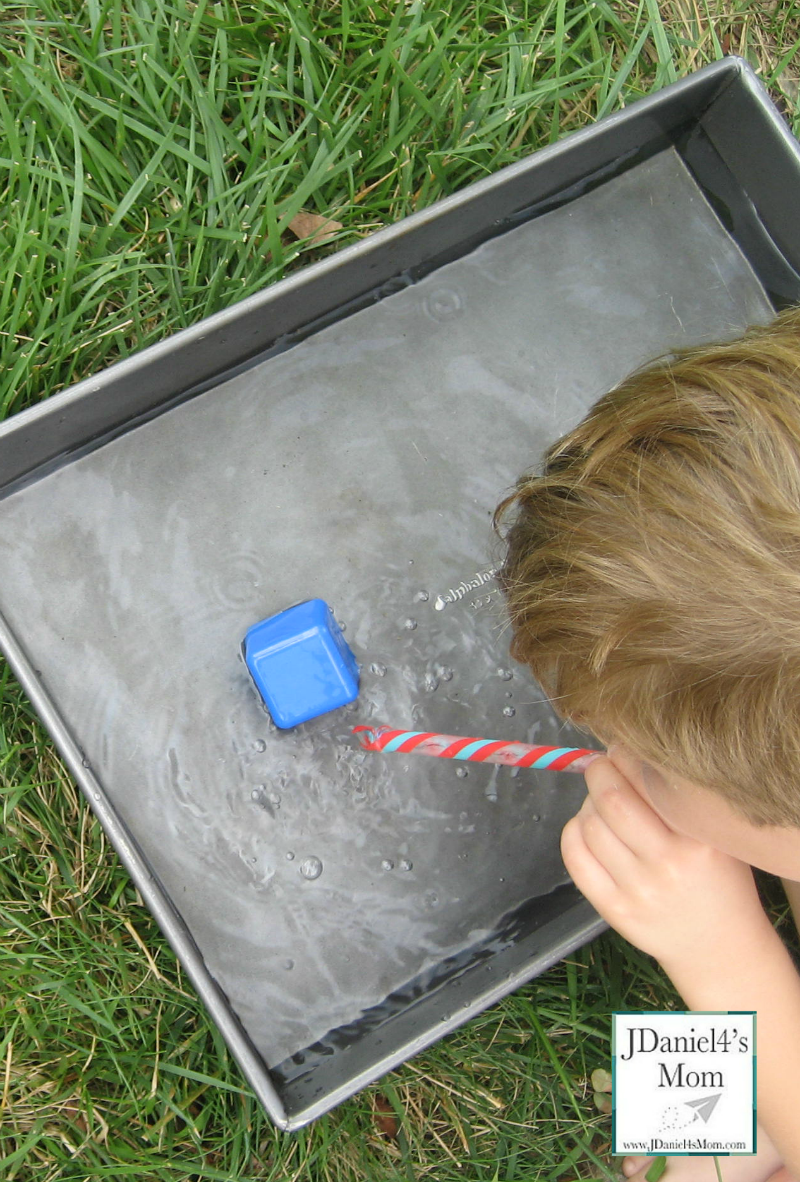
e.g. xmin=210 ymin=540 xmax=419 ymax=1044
xmin=685 ymin=1094 xmax=723 ymax=1123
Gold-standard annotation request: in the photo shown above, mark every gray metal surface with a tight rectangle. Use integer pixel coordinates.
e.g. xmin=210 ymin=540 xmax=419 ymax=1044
xmin=0 ymin=59 xmax=798 ymax=1128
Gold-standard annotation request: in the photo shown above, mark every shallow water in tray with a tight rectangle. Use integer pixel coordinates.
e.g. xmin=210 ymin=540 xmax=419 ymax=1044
xmin=0 ymin=148 xmax=773 ymax=1066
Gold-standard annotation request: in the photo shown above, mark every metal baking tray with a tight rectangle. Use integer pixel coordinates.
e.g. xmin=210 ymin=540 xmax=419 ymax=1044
xmin=1 ymin=57 xmax=799 ymax=1129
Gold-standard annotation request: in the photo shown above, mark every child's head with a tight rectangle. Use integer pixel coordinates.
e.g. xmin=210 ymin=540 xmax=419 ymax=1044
xmin=494 ymin=305 xmax=800 ymax=830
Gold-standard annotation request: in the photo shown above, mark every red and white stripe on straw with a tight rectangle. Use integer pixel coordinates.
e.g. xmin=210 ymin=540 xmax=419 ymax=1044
xmin=353 ymin=724 xmax=602 ymax=773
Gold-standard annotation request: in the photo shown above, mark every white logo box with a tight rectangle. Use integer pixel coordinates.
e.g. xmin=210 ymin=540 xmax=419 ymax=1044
xmin=613 ymin=1011 xmax=756 ymax=1156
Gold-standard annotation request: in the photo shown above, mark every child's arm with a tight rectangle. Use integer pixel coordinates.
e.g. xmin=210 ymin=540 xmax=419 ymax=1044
xmin=561 ymin=755 xmax=800 ymax=1175
xmin=660 ymin=917 xmax=800 ymax=1177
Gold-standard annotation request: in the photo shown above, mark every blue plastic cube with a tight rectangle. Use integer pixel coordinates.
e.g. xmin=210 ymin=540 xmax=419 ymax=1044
xmin=243 ymin=599 xmax=359 ymax=729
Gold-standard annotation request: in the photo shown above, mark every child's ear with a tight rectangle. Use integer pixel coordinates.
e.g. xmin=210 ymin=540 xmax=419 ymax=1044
xmin=605 ymin=744 xmax=648 ymax=794
xmin=640 ymin=761 xmax=667 ymax=793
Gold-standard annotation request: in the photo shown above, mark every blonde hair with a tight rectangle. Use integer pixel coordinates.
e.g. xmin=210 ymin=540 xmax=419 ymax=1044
xmin=494 ymin=306 xmax=800 ymax=828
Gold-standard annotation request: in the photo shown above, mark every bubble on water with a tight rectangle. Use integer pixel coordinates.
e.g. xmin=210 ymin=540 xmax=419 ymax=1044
xmin=497 ymin=668 xmax=513 ymax=681
xmin=283 ymin=958 xmax=294 ymax=971
xmin=424 ymin=287 xmax=463 ymax=321
xmin=381 ymin=859 xmax=395 ymax=871
xmin=414 ymin=590 xmax=429 ymax=603
xmin=505 ymin=691 xmax=513 ymax=698
xmin=399 ymin=858 xmax=413 ymax=871
xmin=456 ymin=767 xmax=468 ymax=779
xmin=499 ymin=877 xmax=505 ymax=883
xmin=532 ymin=814 xmax=540 ymax=822
xmin=502 ymin=705 xmax=516 ymax=717
xmin=286 ymin=850 xmax=295 ymax=861
xmin=435 ymin=663 xmax=453 ymax=682
xmin=370 ymin=662 xmax=387 ymax=677
xmin=403 ymin=618 xmax=417 ymax=630
xmin=299 ymin=856 xmax=323 ymax=880
xmin=251 ymin=784 xmax=277 ymax=813
xmin=253 ymin=739 xmax=267 ymax=752
xmin=423 ymin=673 xmax=439 ymax=693
xmin=434 ymin=596 xmax=447 ymax=611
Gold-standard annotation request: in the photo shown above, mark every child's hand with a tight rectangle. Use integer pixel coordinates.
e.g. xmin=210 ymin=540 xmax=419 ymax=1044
xmin=560 ymin=749 xmax=771 ymax=972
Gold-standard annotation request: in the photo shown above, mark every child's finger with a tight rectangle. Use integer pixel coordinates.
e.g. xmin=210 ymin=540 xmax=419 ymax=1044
xmin=573 ymin=795 xmax=644 ymax=885
xmin=561 ymin=810 xmax=624 ymax=905
xmin=583 ymin=756 xmax=676 ymax=858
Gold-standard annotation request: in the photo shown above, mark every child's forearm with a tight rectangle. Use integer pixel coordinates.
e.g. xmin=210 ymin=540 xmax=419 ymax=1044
xmin=660 ymin=922 xmax=800 ymax=1176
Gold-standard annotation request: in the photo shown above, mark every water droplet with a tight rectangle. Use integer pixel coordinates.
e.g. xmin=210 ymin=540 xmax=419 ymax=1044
xmin=283 ymin=958 xmax=294 ymax=970
xmin=414 ymin=590 xmax=429 ymax=603
xmin=251 ymin=787 xmax=262 ymax=801
xmin=425 ymin=287 xmax=463 ymax=321
xmin=82 ymin=758 xmax=91 ymax=768
xmin=532 ymin=814 xmax=540 ymax=822
xmin=370 ymin=662 xmax=387 ymax=677
xmin=510 ymin=766 xmax=521 ymax=778
xmin=399 ymin=858 xmax=413 ymax=871
xmin=253 ymin=739 xmax=266 ymax=752
xmin=497 ymin=668 xmax=513 ymax=681
xmin=423 ymin=673 xmax=439 ymax=693
xmin=381 ymin=858 xmax=394 ymax=871
xmin=423 ymin=891 xmax=439 ymax=909
xmin=505 ymin=691 xmax=513 ymax=698
xmin=403 ymin=618 xmax=417 ymax=630
xmin=435 ymin=664 xmax=453 ymax=682
xmin=502 ymin=705 xmax=516 ymax=717
xmin=434 ymin=595 xmax=448 ymax=611
xmin=93 ymin=792 xmax=101 ymax=800
xmin=499 ymin=877 xmax=505 ymax=883
xmin=299 ymin=856 xmax=323 ymax=880
xmin=286 ymin=850 xmax=295 ymax=861
xmin=456 ymin=767 xmax=468 ymax=779
xmin=250 ymin=856 xmax=257 ymax=864
xmin=268 ymin=791 xmax=281 ymax=805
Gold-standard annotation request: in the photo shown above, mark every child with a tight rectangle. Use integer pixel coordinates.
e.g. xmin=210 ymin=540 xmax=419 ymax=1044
xmin=493 ymin=306 xmax=800 ymax=1182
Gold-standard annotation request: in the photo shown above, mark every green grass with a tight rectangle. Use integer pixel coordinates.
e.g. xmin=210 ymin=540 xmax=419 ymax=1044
xmin=1 ymin=0 xmax=799 ymax=1178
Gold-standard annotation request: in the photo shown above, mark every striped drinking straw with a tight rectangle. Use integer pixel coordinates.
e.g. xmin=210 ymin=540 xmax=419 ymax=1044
xmin=353 ymin=724 xmax=603 ymax=773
